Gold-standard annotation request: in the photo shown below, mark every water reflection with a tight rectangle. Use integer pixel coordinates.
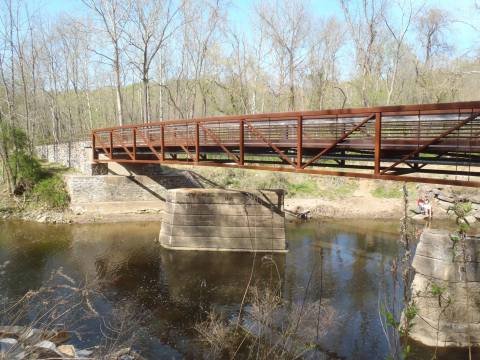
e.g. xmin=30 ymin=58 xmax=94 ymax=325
xmin=0 ymin=219 xmax=477 ymax=359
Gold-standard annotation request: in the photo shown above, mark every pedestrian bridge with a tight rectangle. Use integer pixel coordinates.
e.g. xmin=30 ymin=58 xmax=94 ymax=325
xmin=92 ymin=101 xmax=480 ymax=187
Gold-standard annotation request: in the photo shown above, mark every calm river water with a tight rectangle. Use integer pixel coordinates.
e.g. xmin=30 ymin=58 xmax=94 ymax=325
xmin=0 ymin=220 xmax=476 ymax=359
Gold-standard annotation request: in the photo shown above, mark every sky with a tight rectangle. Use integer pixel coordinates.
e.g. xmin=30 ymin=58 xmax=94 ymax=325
xmin=38 ymin=0 xmax=479 ymax=56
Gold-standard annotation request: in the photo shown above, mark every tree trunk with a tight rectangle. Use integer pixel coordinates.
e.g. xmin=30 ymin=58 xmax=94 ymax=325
xmin=114 ymin=46 xmax=124 ymax=126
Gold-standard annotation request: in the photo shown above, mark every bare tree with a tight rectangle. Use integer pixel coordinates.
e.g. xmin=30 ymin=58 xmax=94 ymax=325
xmin=126 ymin=0 xmax=183 ymax=123
xmin=306 ymin=17 xmax=344 ymax=109
xmin=174 ymin=0 xmax=224 ymax=118
xmin=340 ymin=0 xmax=387 ymax=107
xmin=382 ymin=0 xmax=417 ymax=104
xmin=255 ymin=0 xmax=312 ymax=111
xmin=414 ymin=7 xmax=452 ymax=102
xmin=82 ymin=0 xmax=130 ymax=126
xmin=415 ymin=7 xmax=450 ymax=67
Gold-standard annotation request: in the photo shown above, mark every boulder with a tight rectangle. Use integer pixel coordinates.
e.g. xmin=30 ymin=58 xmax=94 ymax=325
xmin=0 ymin=338 xmax=18 ymax=353
xmin=57 ymin=344 xmax=76 ymax=357
xmin=465 ymin=215 xmax=477 ymax=224
xmin=31 ymin=340 xmax=64 ymax=359
xmin=34 ymin=340 xmax=56 ymax=350
xmin=77 ymin=349 xmax=94 ymax=357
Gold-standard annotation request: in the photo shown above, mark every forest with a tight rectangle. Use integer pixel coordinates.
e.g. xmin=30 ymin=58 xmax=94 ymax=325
xmin=0 ymin=0 xmax=479 ymax=145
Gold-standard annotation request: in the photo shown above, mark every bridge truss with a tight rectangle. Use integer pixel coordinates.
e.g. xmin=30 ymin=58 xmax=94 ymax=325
xmin=92 ymin=101 xmax=480 ymax=187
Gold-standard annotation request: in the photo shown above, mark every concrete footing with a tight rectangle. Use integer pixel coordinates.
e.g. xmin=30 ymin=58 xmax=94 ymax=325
xmin=407 ymin=229 xmax=480 ymax=347
xmin=159 ymin=188 xmax=287 ymax=252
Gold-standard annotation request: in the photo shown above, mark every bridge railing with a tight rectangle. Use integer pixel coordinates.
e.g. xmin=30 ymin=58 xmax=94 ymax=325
xmin=92 ymin=101 xmax=480 ymax=187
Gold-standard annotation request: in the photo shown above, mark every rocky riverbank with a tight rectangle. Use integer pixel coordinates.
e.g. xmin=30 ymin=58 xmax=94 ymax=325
xmin=0 ymin=326 xmax=144 ymax=359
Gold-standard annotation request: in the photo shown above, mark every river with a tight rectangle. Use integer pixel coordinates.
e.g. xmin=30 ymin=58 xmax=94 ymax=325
xmin=0 ymin=220 xmax=475 ymax=359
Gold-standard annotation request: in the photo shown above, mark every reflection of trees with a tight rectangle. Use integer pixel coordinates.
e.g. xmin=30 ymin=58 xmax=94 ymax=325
xmin=0 ymin=222 xmax=72 ymax=299
xmin=284 ymin=221 xmax=399 ymax=358
xmin=158 ymin=250 xmax=286 ymax=306
xmin=79 ymin=235 xmax=286 ymax=350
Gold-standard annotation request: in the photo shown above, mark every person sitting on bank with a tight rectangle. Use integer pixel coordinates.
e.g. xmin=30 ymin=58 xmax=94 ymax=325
xmin=417 ymin=198 xmax=426 ymax=214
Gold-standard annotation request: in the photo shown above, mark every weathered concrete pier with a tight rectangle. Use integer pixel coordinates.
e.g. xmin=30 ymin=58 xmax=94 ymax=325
xmin=408 ymin=229 xmax=480 ymax=347
xmin=159 ymin=188 xmax=287 ymax=252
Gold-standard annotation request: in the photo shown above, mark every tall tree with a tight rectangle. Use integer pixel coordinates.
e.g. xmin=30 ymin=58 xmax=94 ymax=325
xmin=340 ymin=0 xmax=387 ymax=106
xmin=126 ymin=0 xmax=183 ymax=123
xmin=255 ymin=0 xmax=312 ymax=111
xmin=82 ymin=0 xmax=130 ymax=126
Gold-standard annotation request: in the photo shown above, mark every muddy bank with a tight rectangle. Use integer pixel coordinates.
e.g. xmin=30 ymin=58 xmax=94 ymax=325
xmin=0 ymin=207 xmax=163 ymax=224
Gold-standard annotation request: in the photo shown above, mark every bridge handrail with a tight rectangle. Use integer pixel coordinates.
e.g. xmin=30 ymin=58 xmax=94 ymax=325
xmin=92 ymin=101 xmax=480 ymax=133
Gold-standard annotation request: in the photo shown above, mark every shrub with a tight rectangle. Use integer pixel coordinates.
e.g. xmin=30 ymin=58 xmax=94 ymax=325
xmin=1 ymin=124 xmax=44 ymax=194
xmin=287 ymin=180 xmax=318 ymax=197
xmin=32 ymin=175 xmax=70 ymax=209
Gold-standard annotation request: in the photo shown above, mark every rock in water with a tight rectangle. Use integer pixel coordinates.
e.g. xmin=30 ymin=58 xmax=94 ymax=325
xmin=0 ymin=338 xmax=18 ymax=353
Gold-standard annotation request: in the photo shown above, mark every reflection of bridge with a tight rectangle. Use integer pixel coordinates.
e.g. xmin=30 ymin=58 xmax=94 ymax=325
xmin=92 ymin=101 xmax=480 ymax=187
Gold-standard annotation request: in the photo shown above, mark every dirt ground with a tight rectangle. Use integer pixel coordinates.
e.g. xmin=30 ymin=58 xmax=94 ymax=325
xmin=284 ymin=179 xmax=404 ymax=219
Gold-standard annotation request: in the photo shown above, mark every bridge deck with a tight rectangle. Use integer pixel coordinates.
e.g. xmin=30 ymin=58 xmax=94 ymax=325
xmin=92 ymin=101 xmax=480 ymax=187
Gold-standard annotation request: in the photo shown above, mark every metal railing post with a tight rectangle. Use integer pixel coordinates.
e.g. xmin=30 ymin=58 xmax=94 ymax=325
xmin=297 ymin=116 xmax=303 ymax=168
xmin=132 ymin=128 xmax=136 ymax=160
xmin=92 ymin=132 xmax=98 ymax=160
xmin=195 ymin=121 xmax=200 ymax=163
xmin=109 ymin=131 xmax=113 ymax=159
xmin=239 ymin=119 xmax=245 ymax=165
xmin=160 ymin=124 xmax=165 ymax=161
xmin=374 ymin=112 xmax=382 ymax=175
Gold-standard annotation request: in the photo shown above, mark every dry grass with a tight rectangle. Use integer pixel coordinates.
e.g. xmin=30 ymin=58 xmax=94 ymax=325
xmin=195 ymin=284 xmax=336 ymax=359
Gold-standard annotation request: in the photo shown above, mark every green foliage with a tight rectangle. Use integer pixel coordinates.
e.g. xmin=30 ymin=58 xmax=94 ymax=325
xmin=429 ymin=282 xmax=448 ymax=308
xmin=381 ymin=306 xmax=399 ymax=330
xmin=9 ymin=152 xmax=43 ymax=183
xmin=448 ymin=201 xmax=472 ymax=220
xmin=31 ymin=174 xmax=70 ymax=209
xmin=403 ymin=303 xmax=418 ymax=323
xmin=1 ymin=124 xmax=70 ymax=209
xmin=1 ymin=124 xmax=44 ymax=192
xmin=287 ymin=180 xmax=318 ymax=197
xmin=450 ymin=233 xmax=460 ymax=262
xmin=402 ymin=344 xmax=412 ymax=359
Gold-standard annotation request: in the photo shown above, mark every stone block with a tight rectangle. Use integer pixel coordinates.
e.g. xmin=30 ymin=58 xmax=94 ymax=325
xmin=91 ymin=163 xmax=108 ymax=175
xmin=159 ymin=188 xmax=286 ymax=252
xmin=406 ymin=229 xmax=480 ymax=347
xmin=161 ymin=212 xmax=285 ymax=227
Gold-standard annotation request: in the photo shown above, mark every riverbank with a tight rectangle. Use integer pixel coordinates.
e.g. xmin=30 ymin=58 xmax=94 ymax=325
xmin=2 ymin=165 xmax=479 ymax=224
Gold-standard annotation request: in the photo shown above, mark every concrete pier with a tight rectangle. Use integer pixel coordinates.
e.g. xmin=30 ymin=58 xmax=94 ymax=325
xmin=159 ymin=188 xmax=287 ymax=252
xmin=407 ymin=229 xmax=480 ymax=347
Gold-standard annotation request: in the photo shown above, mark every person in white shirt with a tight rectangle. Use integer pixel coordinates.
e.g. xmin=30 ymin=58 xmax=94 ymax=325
xmin=424 ymin=199 xmax=432 ymax=219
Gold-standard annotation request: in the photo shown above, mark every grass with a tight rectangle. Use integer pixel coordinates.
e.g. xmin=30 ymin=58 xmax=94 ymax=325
xmin=371 ymin=184 xmax=403 ymax=199
xmin=31 ymin=174 xmax=70 ymax=209
xmin=0 ymin=161 xmax=70 ymax=211
xmin=29 ymin=162 xmax=71 ymax=209
xmin=173 ymin=165 xmax=363 ymax=200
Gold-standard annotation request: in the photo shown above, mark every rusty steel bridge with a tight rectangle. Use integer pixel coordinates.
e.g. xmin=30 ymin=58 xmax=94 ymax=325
xmin=92 ymin=101 xmax=480 ymax=187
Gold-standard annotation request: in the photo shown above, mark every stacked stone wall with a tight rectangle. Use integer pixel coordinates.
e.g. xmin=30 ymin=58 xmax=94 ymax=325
xmin=36 ymin=141 xmax=92 ymax=174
